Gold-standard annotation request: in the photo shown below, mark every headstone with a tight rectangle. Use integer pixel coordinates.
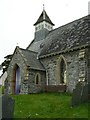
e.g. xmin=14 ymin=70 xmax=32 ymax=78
xmin=0 ymin=95 xmax=2 ymax=120
xmin=88 ymin=83 xmax=90 ymax=100
xmin=71 ymin=83 xmax=82 ymax=106
xmin=81 ymin=83 xmax=88 ymax=103
xmin=88 ymin=83 xmax=90 ymax=94
xmin=71 ymin=82 xmax=88 ymax=107
xmin=0 ymin=95 xmax=15 ymax=119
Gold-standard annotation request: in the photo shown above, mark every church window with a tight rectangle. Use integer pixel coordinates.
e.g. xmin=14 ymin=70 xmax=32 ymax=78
xmin=56 ymin=56 xmax=67 ymax=84
xmin=38 ymin=25 xmax=40 ymax=30
xmin=36 ymin=75 xmax=39 ymax=84
xmin=41 ymin=24 xmax=44 ymax=29
xmin=45 ymin=24 xmax=47 ymax=27
xmin=60 ymin=58 xmax=66 ymax=84
xmin=48 ymin=25 xmax=49 ymax=29
xmin=35 ymin=73 xmax=41 ymax=85
xmin=50 ymin=26 xmax=52 ymax=30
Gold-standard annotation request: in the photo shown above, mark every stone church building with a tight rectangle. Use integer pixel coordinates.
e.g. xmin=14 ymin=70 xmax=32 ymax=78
xmin=5 ymin=9 xmax=90 ymax=94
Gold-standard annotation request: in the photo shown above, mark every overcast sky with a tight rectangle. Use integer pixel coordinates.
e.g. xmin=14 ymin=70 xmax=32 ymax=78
xmin=0 ymin=0 xmax=89 ymax=75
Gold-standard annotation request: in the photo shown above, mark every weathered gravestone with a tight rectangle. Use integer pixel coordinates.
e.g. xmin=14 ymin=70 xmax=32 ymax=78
xmin=0 ymin=95 xmax=15 ymax=119
xmin=0 ymin=95 xmax=2 ymax=120
xmin=71 ymin=82 xmax=88 ymax=107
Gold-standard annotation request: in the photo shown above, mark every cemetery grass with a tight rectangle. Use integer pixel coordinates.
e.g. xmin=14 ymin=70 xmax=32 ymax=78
xmin=11 ymin=93 xmax=89 ymax=118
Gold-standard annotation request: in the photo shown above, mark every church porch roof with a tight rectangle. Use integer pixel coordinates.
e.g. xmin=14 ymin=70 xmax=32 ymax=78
xmin=19 ymin=48 xmax=45 ymax=71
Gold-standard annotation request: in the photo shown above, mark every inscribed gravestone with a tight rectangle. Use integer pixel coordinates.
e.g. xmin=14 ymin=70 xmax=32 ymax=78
xmin=0 ymin=95 xmax=15 ymax=119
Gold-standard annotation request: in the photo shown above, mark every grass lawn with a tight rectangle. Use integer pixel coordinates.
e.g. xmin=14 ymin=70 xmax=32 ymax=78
xmin=11 ymin=93 xmax=89 ymax=118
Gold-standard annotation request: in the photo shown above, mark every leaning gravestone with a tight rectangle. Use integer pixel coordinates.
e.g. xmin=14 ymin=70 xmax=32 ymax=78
xmin=0 ymin=95 xmax=15 ymax=119
xmin=71 ymin=82 xmax=88 ymax=107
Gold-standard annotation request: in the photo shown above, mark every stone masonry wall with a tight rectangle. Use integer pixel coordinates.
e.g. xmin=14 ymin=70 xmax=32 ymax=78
xmin=86 ymin=47 xmax=90 ymax=83
xmin=28 ymin=69 xmax=46 ymax=93
xmin=40 ymin=48 xmax=88 ymax=93
xmin=5 ymin=47 xmax=28 ymax=94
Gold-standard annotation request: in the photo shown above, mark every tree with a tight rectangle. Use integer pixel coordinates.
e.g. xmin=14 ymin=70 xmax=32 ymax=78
xmin=0 ymin=54 xmax=12 ymax=74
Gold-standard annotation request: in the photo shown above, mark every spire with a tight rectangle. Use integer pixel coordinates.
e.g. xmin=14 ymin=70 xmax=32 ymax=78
xmin=34 ymin=7 xmax=54 ymax=26
xmin=33 ymin=5 xmax=55 ymax=41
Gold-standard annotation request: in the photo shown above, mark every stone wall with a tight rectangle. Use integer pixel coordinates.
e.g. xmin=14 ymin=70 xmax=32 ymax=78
xmin=87 ymin=47 xmax=90 ymax=83
xmin=28 ymin=69 xmax=46 ymax=93
xmin=5 ymin=47 xmax=46 ymax=94
xmin=35 ymin=28 xmax=49 ymax=42
xmin=5 ymin=47 xmax=28 ymax=94
xmin=40 ymin=48 xmax=88 ymax=93
xmin=5 ymin=46 xmax=89 ymax=94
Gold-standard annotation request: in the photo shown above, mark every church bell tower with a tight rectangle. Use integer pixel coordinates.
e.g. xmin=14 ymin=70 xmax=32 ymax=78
xmin=34 ymin=5 xmax=54 ymax=41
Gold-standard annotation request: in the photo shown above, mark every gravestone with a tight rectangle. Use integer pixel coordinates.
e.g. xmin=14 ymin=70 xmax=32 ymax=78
xmin=0 ymin=95 xmax=2 ymax=120
xmin=71 ymin=82 xmax=88 ymax=107
xmin=81 ymin=83 xmax=88 ymax=103
xmin=0 ymin=95 xmax=15 ymax=119
xmin=88 ymin=83 xmax=90 ymax=100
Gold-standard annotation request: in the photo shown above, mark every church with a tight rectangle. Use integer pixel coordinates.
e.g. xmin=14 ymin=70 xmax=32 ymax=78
xmin=4 ymin=8 xmax=90 ymax=94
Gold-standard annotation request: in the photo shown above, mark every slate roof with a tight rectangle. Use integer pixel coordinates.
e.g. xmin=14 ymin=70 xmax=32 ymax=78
xmin=34 ymin=10 xmax=54 ymax=26
xmin=19 ymin=48 xmax=45 ymax=71
xmin=39 ymin=15 xmax=90 ymax=58
xmin=27 ymin=39 xmax=45 ymax=52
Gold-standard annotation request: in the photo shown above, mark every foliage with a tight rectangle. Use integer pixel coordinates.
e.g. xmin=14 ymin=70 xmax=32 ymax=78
xmin=11 ymin=93 xmax=89 ymax=118
xmin=2 ymin=86 xmax=4 ymax=94
xmin=0 ymin=54 xmax=12 ymax=73
xmin=0 ymin=86 xmax=4 ymax=95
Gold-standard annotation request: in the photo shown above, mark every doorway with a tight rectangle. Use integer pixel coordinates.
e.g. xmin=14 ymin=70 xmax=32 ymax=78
xmin=12 ymin=64 xmax=21 ymax=94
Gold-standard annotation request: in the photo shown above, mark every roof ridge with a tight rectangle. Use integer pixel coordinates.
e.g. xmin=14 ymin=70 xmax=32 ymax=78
xmin=17 ymin=47 xmax=28 ymax=65
xmin=20 ymin=47 xmax=38 ymax=54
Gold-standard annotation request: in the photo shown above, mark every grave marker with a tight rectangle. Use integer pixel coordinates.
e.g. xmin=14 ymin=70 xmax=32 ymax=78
xmin=0 ymin=95 xmax=15 ymax=119
xmin=71 ymin=82 xmax=88 ymax=107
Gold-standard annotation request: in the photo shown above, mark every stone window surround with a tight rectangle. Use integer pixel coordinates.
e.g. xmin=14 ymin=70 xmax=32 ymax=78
xmin=56 ymin=55 xmax=67 ymax=85
xmin=35 ymin=73 xmax=41 ymax=85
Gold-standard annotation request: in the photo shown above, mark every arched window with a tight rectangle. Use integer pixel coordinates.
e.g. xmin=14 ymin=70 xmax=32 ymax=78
xmin=60 ymin=58 xmax=66 ymax=84
xmin=35 ymin=73 xmax=41 ymax=85
xmin=36 ymin=75 xmax=39 ymax=84
xmin=56 ymin=55 xmax=67 ymax=84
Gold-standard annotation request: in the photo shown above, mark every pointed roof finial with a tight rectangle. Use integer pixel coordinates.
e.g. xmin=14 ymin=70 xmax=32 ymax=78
xmin=43 ymin=4 xmax=45 ymax=11
xmin=17 ymin=43 xmax=19 ymax=46
xmin=43 ymin=4 xmax=45 ymax=19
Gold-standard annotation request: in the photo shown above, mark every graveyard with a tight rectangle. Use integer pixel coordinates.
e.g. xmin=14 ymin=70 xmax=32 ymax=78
xmin=11 ymin=93 xmax=89 ymax=118
xmin=0 ymin=84 xmax=89 ymax=119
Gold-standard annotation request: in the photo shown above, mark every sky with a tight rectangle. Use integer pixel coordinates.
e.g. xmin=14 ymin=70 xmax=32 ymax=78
xmin=0 ymin=0 xmax=89 ymax=75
